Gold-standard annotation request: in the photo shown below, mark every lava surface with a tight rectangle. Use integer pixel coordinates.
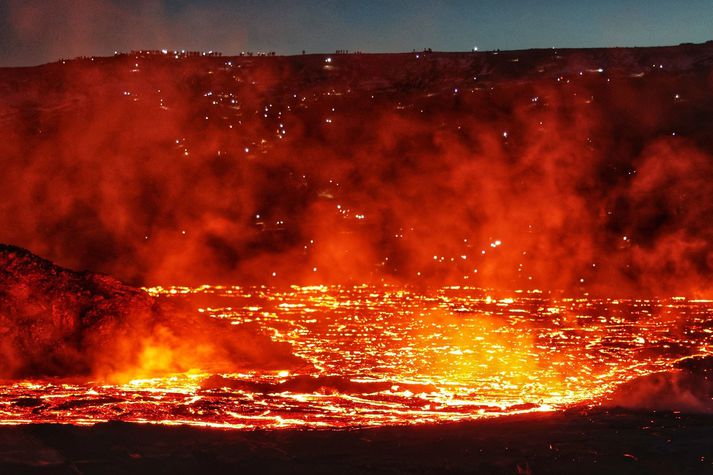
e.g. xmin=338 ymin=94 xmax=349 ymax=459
xmin=1 ymin=284 xmax=711 ymax=429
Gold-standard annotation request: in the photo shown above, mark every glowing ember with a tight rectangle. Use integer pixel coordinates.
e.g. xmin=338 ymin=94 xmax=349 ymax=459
xmin=1 ymin=284 xmax=710 ymax=429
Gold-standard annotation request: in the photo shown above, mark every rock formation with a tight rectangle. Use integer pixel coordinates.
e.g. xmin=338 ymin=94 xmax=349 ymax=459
xmin=604 ymin=355 xmax=713 ymax=413
xmin=0 ymin=244 xmax=304 ymax=380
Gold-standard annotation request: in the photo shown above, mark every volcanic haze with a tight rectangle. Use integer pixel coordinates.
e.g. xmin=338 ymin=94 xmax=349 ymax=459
xmin=2 ymin=43 xmax=713 ymax=295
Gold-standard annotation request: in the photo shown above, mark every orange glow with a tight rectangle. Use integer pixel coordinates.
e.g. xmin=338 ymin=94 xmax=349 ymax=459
xmin=0 ymin=284 xmax=710 ymax=429
xmin=2 ymin=46 xmax=713 ymax=430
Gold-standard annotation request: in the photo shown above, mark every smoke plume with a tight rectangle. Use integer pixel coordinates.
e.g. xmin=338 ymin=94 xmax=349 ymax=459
xmin=1 ymin=43 xmax=713 ymax=295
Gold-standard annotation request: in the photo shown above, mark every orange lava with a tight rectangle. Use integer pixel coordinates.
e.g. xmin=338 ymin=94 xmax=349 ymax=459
xmin=1 ymin=285 xmax=711 ymax=429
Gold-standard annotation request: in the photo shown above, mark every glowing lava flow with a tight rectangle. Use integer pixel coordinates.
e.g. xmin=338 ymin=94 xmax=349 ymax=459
xmin=1 ymin=285 xmax=711 ymax=429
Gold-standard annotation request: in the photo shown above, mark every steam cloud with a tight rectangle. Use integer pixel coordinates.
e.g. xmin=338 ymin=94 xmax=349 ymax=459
xmin=605 ymin=356 xmax=713 ymax=413
xmin=0 ymin=244 xmax=304 ymax=380
xmin=1 ymin=44 xmax=713 ymax=295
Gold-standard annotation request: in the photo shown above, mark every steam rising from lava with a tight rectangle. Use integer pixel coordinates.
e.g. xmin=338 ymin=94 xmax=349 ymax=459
xmin=1 ymin=45 xmax=713 ymax=295
xmin=0 ymin=245 xmax=303 ymax=381
xmin=605 ymin=356 xmax=713 ymax=413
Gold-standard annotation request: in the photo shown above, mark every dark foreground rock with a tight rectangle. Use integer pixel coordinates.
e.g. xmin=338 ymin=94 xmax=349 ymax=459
xmin=0 ymin=244 xmax=304 ymax=379
xmin=0 ymin=409 xmax=711 ymax=474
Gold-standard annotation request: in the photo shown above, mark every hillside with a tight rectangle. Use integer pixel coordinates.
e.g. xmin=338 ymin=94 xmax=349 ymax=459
xmin=1 ymin=43 xmax=713 ymax=294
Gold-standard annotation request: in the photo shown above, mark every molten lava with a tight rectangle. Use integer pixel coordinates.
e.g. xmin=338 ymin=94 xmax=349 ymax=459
xmin=1 ymin=284 xmax=711 ymax=429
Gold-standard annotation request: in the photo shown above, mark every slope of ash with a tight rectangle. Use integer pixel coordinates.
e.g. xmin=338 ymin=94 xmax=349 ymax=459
xmin=0 ymin=244 xmax=303 ymax=380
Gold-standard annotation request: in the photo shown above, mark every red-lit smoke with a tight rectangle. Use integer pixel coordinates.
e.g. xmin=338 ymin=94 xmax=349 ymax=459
xmin=2 ymin=44 xmax=713 ymax=296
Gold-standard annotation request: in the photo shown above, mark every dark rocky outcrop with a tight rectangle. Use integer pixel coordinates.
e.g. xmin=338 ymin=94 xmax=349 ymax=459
xmin=604 ymin=355 xmax=713 ymax=413
xmin=0 ymin=244 xmax=304 ymax=380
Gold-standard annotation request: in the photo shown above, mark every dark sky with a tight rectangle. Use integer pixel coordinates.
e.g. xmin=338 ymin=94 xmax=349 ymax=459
xmin=0 ymin=0 xmax=711 ymax=66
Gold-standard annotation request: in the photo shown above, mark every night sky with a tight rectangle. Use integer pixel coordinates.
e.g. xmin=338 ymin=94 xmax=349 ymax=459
xmin=0 ymin=0 xmax=711 ymax=67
